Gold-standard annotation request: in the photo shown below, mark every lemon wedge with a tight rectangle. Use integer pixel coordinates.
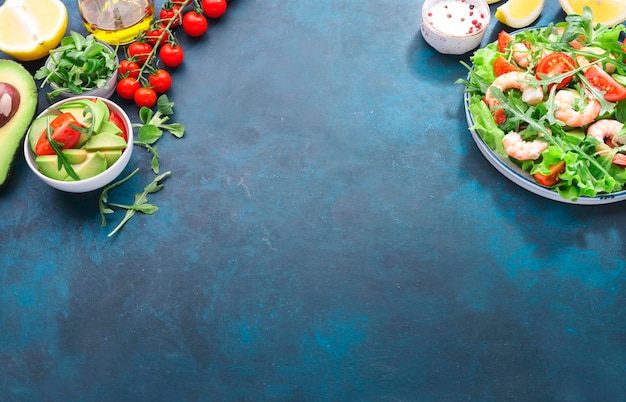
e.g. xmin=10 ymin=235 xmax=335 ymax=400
xmin=495 ymin=0 xmax=545 ymax=28
xmin=559 ymin=0 xmax=626 ymax=27
xmin=0 ymin=0 xmax=68 ymax=61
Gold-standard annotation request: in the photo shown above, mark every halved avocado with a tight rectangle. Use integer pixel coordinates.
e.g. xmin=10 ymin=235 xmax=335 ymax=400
xmin=0 ymin=60 xmax=38 ymax=188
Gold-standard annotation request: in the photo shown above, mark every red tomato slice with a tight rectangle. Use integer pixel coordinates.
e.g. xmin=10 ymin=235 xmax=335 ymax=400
xmin=497 ymin=30 xmax=513 ymax=53
xmin=494 ymin=56 xmax=520 ymax=76
xmin=534 ymin=160 xmax=565 ymax=187
xmin=584 ymin=65 xmax=626 ymax=102
xmin=108 ymin=108 xmax=128 ymax=142
xmin=535 ymin=52 xmax=575 ymax=90
xmin=35 ymin=113 xmax=83 ymax=156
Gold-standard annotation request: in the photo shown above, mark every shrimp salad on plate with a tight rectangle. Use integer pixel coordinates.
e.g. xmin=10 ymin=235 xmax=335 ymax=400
xmin=459 ymin=7 xmax=626 ymax=201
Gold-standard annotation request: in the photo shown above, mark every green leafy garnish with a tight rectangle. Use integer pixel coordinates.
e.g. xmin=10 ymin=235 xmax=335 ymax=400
xmin=99 ymin=169 xmax=171 ymax=237
xmin=133 ymin=94 xmax=184 ymax=173
xmin=34 ymin=31 xmax=118 ymax=101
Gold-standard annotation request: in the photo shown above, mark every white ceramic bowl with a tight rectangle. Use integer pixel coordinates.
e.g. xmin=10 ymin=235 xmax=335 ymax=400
xmin=421 ymin=0 xmax=490 ymax=55
xmin=45 ymin=41 xmax=118 ymax=99
xmin=24 ymin=96 xmax=133 ymax=193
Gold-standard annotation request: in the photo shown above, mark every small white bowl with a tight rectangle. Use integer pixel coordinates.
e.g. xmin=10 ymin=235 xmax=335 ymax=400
xmin=24 ymin=96 xmax=133 ymax=193
xmin=421 ymin=0 xmax=491 ymax=55
xmin=45 ymin=41 xmax=118 ymax=99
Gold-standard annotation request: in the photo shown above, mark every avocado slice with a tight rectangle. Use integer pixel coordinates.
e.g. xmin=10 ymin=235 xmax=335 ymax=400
xmin=98 ymin=119 xmax=123 ymax=136
xmin=61 ymin=148 xmax=88 ymax=164
xmin=35 ymin=155 xmax=69 ymax=181
xmin=57 ymin=98 xmax=109 ymax=133
xmin=84 ymin=132 xmax=127 ymax=151
xmin=68 ymin=151 xmax=107 ymax=181
xmin=100 ymin=149 xmax=123 ymax=167
xmin=0 ymin=60 xmax=38 ymax=188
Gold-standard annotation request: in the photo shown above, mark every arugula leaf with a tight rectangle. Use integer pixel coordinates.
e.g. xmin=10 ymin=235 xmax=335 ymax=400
xmin=132 ymin=94 xmax=185 ymax=172
xmin=101 ymin=170 xmax=171 ymax=237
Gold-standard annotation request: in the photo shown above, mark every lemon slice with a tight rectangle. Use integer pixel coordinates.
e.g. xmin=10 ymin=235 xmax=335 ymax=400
xmin=559 ymin=0 xmax=626 ymax=27
xmin=495 ymin=0 xmax=545 ymax=28
xmin=487 ymin=0 xmax=502 ymax=4
xmin=0 ymin=0 xmax=68 ymax=61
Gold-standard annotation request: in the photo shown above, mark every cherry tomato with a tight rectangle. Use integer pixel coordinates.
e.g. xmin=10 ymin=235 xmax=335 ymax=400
xmin=534 ymin=161 xmax=565 ymax=187
xmin=497 ymin=30 xmax=513 ymax=53
xmin=202 ymin=0 xmax=227 ymax=18
xmin=159 ymin=43 xmax=185 ymax=68
xmin=493 ymin=56 xmax=520 ymax=76
xmin=134 ymin=87 xmax=158 ymax=108
xmin=116 ymin=77 xmax=141 ymax=100
xmin=535 ymin=52 xmax=575 ymax=90
xmin=493 ymin=108 xmax=506 ymax=125
xmin=146 ymin=24 xmax=170 ymax=47
xmin=584 ymin=65 xmax=626 ymax=102
xmin=35 ymin=113 xmax=83 ymax=156
xmin=160 ymin=4 xmax=182 ymax=28
xmin=107 ymin=109 xmax=129 ymax=142
xmin=148 ymin=69 xmax=173 ymax=93
xmin=182 ymin=11 xmax=208 ymax=37
xmin=119 ymin=59 xmax=140 ymax=79
xmin=128 ymin=41 xmax=153 ymax=65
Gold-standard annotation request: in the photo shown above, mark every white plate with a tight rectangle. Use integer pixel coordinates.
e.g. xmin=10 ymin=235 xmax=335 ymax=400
xmin=464 ymin=92 xmax=626 ymax=205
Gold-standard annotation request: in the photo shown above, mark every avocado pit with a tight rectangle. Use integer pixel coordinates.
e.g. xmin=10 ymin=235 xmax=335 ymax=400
xmin=0 ymin=82 xmax=20 ymax=129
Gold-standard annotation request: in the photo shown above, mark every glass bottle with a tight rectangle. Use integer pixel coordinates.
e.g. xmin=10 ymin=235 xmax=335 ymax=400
xmin=78 ymin=0 xmax=154 ymax=45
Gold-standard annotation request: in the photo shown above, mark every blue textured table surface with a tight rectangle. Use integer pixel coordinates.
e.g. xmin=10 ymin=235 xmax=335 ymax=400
xmin=2 ymin=0 xmax=625 ymax=400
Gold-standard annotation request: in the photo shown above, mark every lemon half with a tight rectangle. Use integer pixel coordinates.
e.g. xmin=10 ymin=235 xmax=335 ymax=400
xmin=495 ymin=0 xmax=545 ymax=28
xmin=559 ymin=0 xmax=626 ymax=27
xmin=0 ymin=0 xmax=68 ymax=61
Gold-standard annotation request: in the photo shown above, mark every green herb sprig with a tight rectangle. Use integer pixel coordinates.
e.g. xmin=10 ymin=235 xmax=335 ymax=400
xmin=99 ymin=169 xmax=171 ymax=237
xmin=98 ymin=94 xmax=184 ymax=236
xmin=133 ymin=94 xmax=185 ymax=173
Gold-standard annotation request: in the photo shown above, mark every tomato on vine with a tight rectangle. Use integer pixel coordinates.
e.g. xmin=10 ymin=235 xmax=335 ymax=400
xmin=159 ymin=43 xmax=185 ymax=68
xmin=119 ymin=59 xmax=140 ymax=79
xmin=116 ymin=77 xmax=141 ymax=100
xmin=146 ymin=23 xmax=170 ymax=47
xmin=128 ymin=41 xmax=153 ymax=65
xmin=134 ymin=87 xmax=158 ymax=108
xmin=148 ymin=69 xmax=173 ymax=93
xmin=202 ymin=0 xmax=227 ymax=19
xmin=182 ymin=10 xmax=208 ymax=37
xmin=159 ymin=3 xmax=183 ymax=28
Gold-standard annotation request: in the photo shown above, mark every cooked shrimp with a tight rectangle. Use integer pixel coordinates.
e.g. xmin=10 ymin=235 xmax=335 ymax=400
xmin=485 ymin=71 xmax=544 ymax=108
xmin=587 ymin=119 xmax=626 ymax=166
xmin=502 ymin=131 xmax=549 ymax=160
xmin=512 ymin=43 xmax=531 ymax=68
xmin=554 ymin=89 xmax=601 ymax=127
xmin=576 ymin=47 xmax=616 ymax=74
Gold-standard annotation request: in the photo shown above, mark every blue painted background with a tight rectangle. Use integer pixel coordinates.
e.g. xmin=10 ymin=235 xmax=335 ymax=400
xmin=1 ymin=0 xmax=625 ymax=400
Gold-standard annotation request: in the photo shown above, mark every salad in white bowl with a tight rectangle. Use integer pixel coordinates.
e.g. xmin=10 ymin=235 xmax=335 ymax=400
xmin=459 ymin=7 xmax=626 ymax=203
